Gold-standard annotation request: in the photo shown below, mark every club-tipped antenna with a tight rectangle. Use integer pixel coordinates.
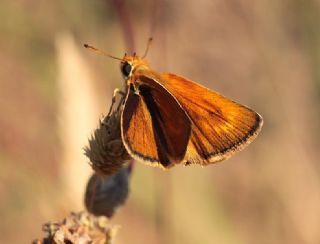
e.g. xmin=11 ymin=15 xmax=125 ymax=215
xmin=83 ymin=44 xmax=123 ymax=61
xmin=142 ymin=37 xmax=153 ymax=59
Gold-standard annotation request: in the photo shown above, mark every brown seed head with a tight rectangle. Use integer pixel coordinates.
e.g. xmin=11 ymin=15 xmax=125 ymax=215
xmin=84 ymin=109 xmax=131 ymax=175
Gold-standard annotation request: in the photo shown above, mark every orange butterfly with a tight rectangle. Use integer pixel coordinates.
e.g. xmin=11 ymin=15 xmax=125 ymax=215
xmin=84 ymin=39 xmax=263 ymax=169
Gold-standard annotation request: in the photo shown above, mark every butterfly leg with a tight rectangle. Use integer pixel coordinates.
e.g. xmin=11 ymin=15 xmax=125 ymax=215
xmin=106 ymin=88 xmax=126 ymax=117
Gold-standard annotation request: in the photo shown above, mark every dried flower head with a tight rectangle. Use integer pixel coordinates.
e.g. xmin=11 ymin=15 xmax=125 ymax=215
xmin=84 ymin=108 xmax=131 ymax=176
xmin=85 ymin=164 xmax=132 ymax=218
xmin=33 ymin=211 xmax=117 ymax=244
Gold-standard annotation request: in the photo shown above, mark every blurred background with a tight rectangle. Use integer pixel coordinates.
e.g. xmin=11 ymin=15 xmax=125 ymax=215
xmin=1 ymin=0 xmax=320 ymax=243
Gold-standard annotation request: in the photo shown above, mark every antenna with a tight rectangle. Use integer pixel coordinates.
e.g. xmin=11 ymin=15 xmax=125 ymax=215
xmin=83 ymin=44 xmax=123 ymax=61
xmin=142 ymin=37 xmax=153 ymax=59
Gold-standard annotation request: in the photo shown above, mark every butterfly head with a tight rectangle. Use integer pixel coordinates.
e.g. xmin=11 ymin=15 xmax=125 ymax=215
xmin=120 ymin=38 xmax=153 ymax=79
xmin=120 ymin=55 xmax=150 ymax=79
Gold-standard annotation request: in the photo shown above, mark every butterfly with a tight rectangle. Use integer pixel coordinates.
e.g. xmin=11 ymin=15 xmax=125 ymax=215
xmin=84 ymin=39 xmax=263 ymax=169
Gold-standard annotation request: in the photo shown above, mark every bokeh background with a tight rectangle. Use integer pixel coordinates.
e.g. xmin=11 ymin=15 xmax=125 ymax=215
xmin=1 ymin=0 xmax=320 ymax=243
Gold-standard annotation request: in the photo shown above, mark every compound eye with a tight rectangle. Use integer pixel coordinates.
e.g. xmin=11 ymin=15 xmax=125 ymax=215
xmin=121 ymin=62 xmax=132 ymax=77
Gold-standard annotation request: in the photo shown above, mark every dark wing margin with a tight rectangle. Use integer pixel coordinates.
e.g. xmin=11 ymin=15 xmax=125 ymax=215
xmin=121 ymin=76 xmax=191 ymax=168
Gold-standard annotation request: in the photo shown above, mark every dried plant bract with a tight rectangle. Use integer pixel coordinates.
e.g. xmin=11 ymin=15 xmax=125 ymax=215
xmin=33 ymin=211 xmax=117 ymax=244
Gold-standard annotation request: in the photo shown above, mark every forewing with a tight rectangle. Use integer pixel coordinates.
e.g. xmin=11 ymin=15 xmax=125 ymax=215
xmin=160 ymin=73 xmax=263 ymax=164
xmin=121 ymin=78 xmax=191 ymax=168
xmin=121 ymin=89 xmax=159 ymax=165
